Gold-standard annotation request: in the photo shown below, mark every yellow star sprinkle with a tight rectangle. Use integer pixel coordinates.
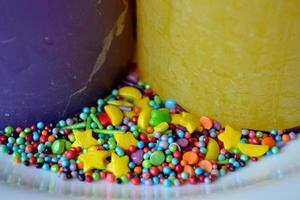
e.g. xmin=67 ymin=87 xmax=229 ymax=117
xmin=218 ymin=125 xmax=242 ymax=150
xmin=114 ymin=132 xmax=138 ymax=150
xmin=171 ymin=112 xmax=201 ymax=133
xmin=106 ymin=152 xmax=130 ymax=178
xmin=71 ymin=129 xmax=98 ymax=149
xmin=78 ymin=150 xmax=111 ymax=172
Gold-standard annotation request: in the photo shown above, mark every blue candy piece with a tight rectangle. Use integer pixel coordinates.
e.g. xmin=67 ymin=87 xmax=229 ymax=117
xmin=164 ymin=99 xmax=176 ymax=109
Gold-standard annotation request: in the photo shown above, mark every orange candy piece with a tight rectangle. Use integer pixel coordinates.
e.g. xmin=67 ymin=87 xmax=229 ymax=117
xmin=261 ymin=137 xmax=276 ymax=148
xmin=198 ymin=160 xmax=213 ymax=173
xmin=134 ymin=166 xmax=142 ymax=174
xmin=15 ymin=157 xmax=21 ymax=164
xmin=199 ymin=116 xmax=213 ymax=130
xmin=184 ymin=165 xmax=195 ymax=176
xmin=48 ymin=135 xmax=55 ymax=142
xmin=282 ymin=134 xmax=290 ymax=142
xmin=182 ymin=151 xmax=199 ymax=165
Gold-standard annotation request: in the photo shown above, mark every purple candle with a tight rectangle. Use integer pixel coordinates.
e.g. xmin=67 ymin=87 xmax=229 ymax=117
xmin=0 ymin=0 xmax=133 ymax=127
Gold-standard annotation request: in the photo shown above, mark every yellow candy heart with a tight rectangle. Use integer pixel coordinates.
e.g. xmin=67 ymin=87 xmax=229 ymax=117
xmin=119 ymin=86 xmax=142 ymax=100
xmin=104 ymin=105 xmax=123 ymax=126
xmin=205 ymin=138 xmax=220 ymax=161
xmin=138 ymin=108 xmax=152 ymax=130
xmin=154 ymin=122 xmax=169 ymax=133
xmin=108 ymin=100 xmax=133 ymax=107
xmin=134 ymin=97 xmax=151 ymax=111
xmin=238 ymin=143 xmax=269 ymax=157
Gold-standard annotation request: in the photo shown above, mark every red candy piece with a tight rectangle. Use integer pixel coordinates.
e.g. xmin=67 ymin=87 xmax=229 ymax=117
xmin=131 ymin=177 xmax=140 ymax=185
xmin=39 ymin=135 xmax=48 ymax=143
xmin=97 ymin=112 xmax=112 ymax=127
xmin=29 ymin=157 xmax=36 ymax=165
xmin=65 ymin=150 xmax=77 ymax=159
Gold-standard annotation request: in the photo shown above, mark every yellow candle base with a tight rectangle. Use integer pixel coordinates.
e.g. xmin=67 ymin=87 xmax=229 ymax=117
xmin=137 ymin=0 xmax=300 ymax=130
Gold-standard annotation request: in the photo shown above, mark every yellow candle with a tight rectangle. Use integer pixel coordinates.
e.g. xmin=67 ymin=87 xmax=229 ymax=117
xmin=137 ymin=0 xmax=300 ymax=130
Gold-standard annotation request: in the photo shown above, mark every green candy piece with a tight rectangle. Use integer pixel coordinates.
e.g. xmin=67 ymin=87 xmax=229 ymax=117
xmin=63 ymin=122 xmax=86 ymax=130
xmin=150 ymin=150 xmax=165 ymax=166
xmin=142 ymin=160 xmax=152 ymax=168
xmin=51 ymin=139 xmax=68 ymax=154
xmin=65 ymin=141 xmax=72 ymax=150
xmin=90 ymin=113 xmax=103 ymax=129
xmin=38 ymin=144 xmax=45 ymax=153
xmin=0 ymin=145 xmax=7 ymax=153
xmin=51 ymin=164 xmax=59 ymax=173
xmin=4 ymin=126 xmax=14 ymax=136
xmin=149 ymin=109 xmax=171 ymax=126
xmin=19 ymin=131 xmax=26 ymax=138
xmin=24 ymin=128 xmax=31 ymax=133
xmin=92 ymin=172 xmax=100 ymax=181
xmin=120 ymin=175 xmax=129 ymax=183
xmin=217 ymin=159 xmax=229 ymax=165
xmin=37 ymin=157 xmax=44 ymax=163
xmin=86 ymin=116 xmax=92 ymax=129
xmin=93 ymin=129 xmax=125 ymax=135
xmin=12 ymin=152 xmax=20 ymax=159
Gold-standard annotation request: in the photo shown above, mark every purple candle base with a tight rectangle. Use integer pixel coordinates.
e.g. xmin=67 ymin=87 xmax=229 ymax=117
xmin=0 ymin=0 xmax=133 ymax=128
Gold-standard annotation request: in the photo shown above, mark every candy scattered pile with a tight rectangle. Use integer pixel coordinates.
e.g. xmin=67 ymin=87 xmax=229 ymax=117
xmin=0 ymin=77 xmax=299 ymax=187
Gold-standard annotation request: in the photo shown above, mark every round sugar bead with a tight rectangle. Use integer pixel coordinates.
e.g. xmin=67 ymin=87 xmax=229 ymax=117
xmin=256 ymin=131 xmax=263 ymax=138
xmin=97 ymin=99 xmax=104 ymax=106
xmin=163 ymin=166 xmax=172 ymax=174
xmin=59 ymin=120 xmax=66 ymax=127
xmin=219 ymin=169 xmax=227 ymax=176
xmin=270 ymin=129 xmax=277 ymax=135
xmin=142 ymin=160 xmax=152 ymax=168
xmin=51 ymin=164 xmax=59 ymax=173
xmin=218 ymin=154 xmax=226 ymax=161
xmin=4 ymin=126 xmax=14 ymax=136
xmin=195 ymin=167 xmax=204 ymax=175
xmin=166 ymin=155 xmax=173 ymax=163
xmin=275 ymin=135 xmax=282 ymax=142
xmin=171 ymin=158 xmax=179 ymax=165
xmin=163 ymin=179 xmax=172 ymax=187
xmin=165 ymin=99 xmax=176 ymax=109
xmin=167 ymin=137 xmax=174 ymax=144
xmin=177 ymin=130 xmax=185 ymax=138
xmin=79 ymin=113 xmax=88 ymax=121
xmin=137 ymin=141 xmax=144 ymax=149
xmin=240 ymin=154 xmax=249 ymax=162
xmin=36 ymin=122 xmax=45 ymax=129
xmin=62 ymin=159 xmax=70 ymax=167
xmin=82 ymin=107 xmax=90 ymax=114
xmin=16 ymin=138 xmax=24 ymax=145
xmin=271 ymin=146 xmax=280 ymax=154
xmin=181 ymin=172 xmax=189 ymax=180
xmin=92 ymin=172 xmax=100 ymax=181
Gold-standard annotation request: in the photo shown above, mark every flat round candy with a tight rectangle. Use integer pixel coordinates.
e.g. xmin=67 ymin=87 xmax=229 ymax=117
xmin=182 ymin=151 xmax=199 ymax=165
xmin=150 ymin=151 xmax=165 ymax=166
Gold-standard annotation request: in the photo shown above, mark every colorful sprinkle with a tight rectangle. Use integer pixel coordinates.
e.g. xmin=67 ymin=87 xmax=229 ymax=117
xmin=0 ymin=75 xmax=298 ymax=187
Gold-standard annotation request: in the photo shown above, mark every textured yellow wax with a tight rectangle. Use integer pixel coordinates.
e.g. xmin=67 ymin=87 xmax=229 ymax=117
xmin=137 ymin=0 xmax=300 ymax=130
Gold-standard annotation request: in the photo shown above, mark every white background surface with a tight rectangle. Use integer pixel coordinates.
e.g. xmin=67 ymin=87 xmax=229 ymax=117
xmin=0 ymin=138 xmax=300 ymax=200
